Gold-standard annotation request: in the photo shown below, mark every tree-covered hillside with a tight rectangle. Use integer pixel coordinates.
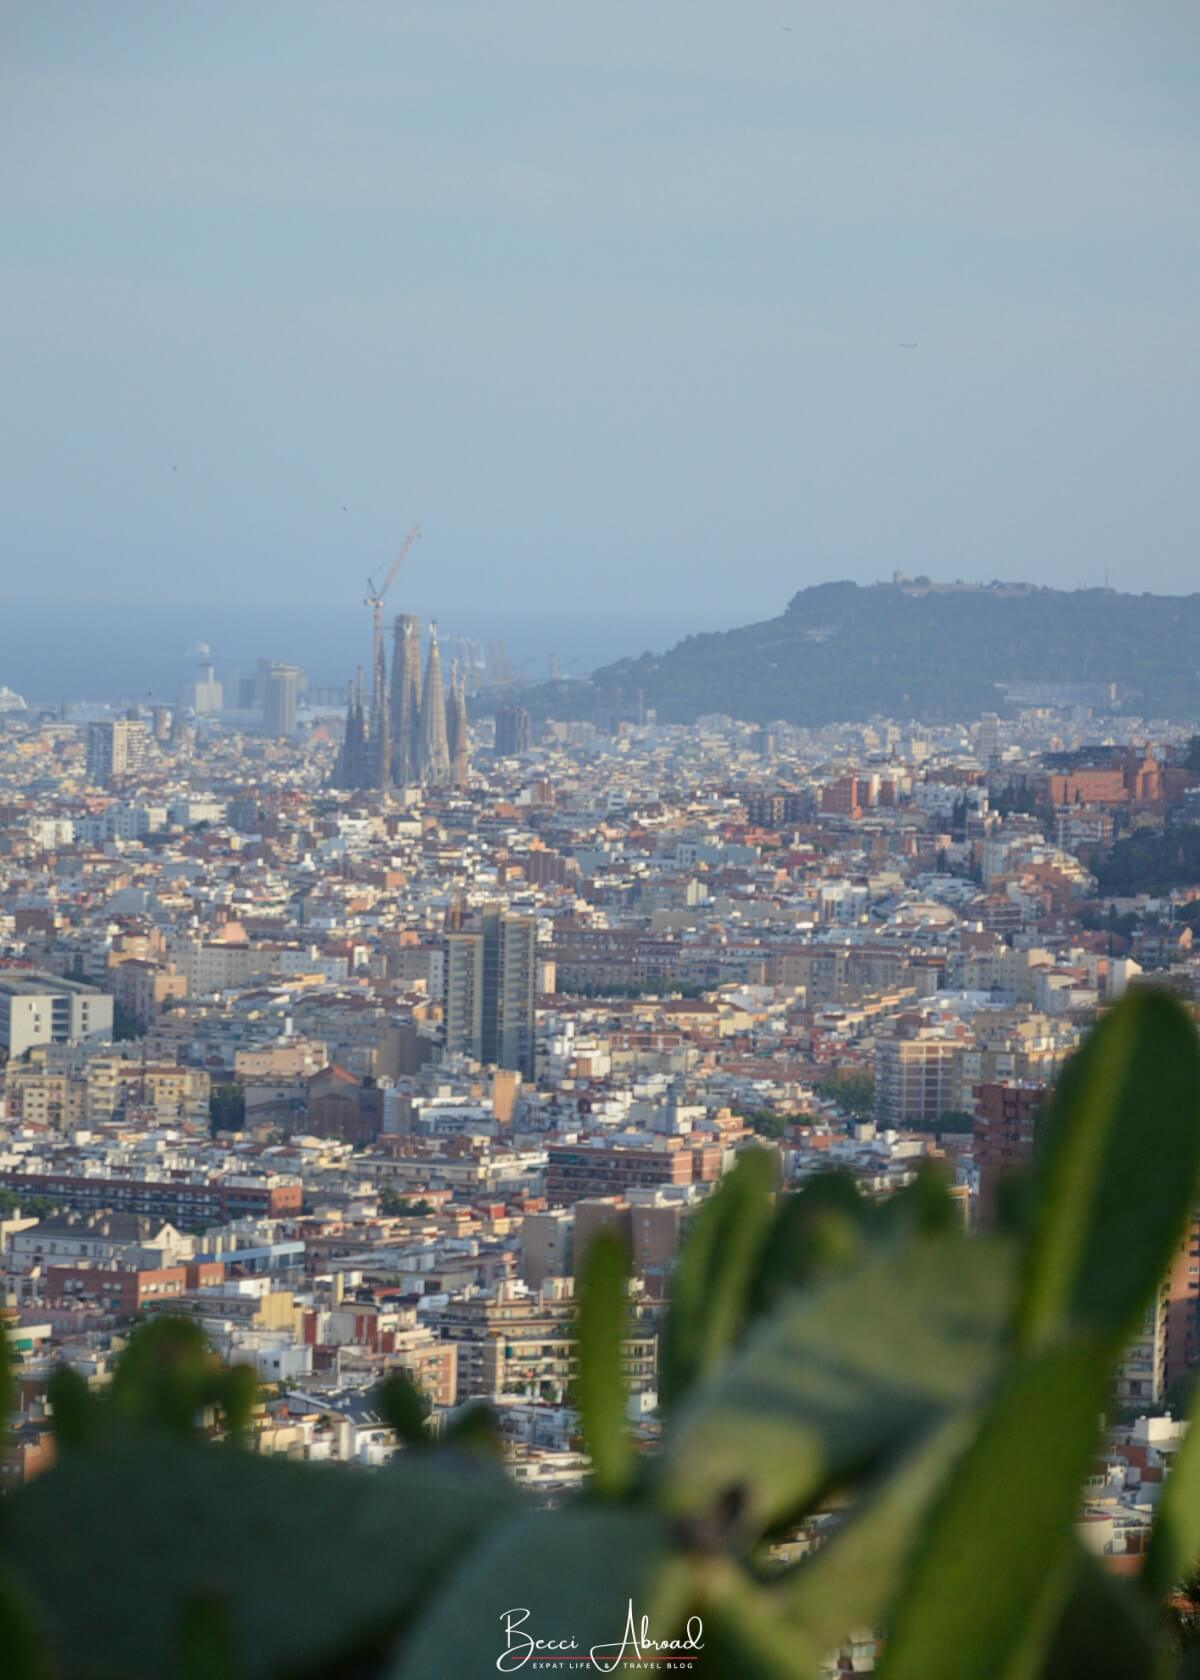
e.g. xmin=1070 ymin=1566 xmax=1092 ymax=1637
xmin=1096 ymin=827 xmax=1200 ymax=899
xmin=533 ymin=581 xmax=1200 ymax=725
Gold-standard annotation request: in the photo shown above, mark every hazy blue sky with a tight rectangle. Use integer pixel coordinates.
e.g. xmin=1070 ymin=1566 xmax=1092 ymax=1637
xmin=3 ymin=2 xmax=1198 ymax=646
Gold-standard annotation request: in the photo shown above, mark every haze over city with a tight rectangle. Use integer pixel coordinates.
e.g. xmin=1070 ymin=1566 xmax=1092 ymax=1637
xmin=4 ymin=0 xmax=1199 ymax=664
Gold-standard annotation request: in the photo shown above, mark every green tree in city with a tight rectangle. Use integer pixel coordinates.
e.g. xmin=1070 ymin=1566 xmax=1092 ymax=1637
xmin=813 ymin=1070 xmax=875 ymax=1119
xmin=745 ymin=1110 xmax=791 ymax=1140
xmin=378 ymin=1190 xmax=434 ymax=1217
xmin=110 ymin=1005 xmax=145 ymax=1042
xmin=208 ymin=1082 xmax=246 ymax=1133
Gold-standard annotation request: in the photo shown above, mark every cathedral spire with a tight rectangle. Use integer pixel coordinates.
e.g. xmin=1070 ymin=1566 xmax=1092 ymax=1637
xmin=417 ymin=623 xmax=450 ymax=785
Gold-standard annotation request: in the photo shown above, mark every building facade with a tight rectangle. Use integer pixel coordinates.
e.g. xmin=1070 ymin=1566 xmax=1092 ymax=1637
xmin=442 ymin=909 xmax=537 ymax=1078
xmin=85 ymin=720 xmax=149 ymax=786
xmin=0 ymin=972 xmax=113 ymax=1061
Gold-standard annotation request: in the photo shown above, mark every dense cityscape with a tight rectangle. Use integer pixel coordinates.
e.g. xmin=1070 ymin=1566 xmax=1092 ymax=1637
xmin=5 ymin=2 xmax=1198 ymax=1668
xmin=2 ymin=607 xmax=1199 ymax=1669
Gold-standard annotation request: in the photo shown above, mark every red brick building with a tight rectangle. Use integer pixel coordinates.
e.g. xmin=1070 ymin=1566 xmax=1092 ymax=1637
xmin=973 ymin=1081 xmax=1045 ymax=1226
xmin=546 ymin=1140 xmax=722 ymax=1205
xmin=45 ymin=1259 xmax=225 ymax=1315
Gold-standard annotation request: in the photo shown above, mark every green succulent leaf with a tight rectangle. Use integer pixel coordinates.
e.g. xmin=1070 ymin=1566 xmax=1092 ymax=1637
xmin=747 ymin=1169 xmax=872 ymax=1317
xmin=876 ymin=1159 xmax=961 ymax=1240
xmin=1016 ymin=990 xmax=1200 ymax=1352
xmin=1142 ymin=1376 xmax=1200 ymax=1602
xmin=375 ymin=1371 xmax=433 ymax=1449
xmin=177 ymin=1591 xmax=241 ymax=1680
xmin=220 ymin=1362 xmax=259 ymax=1444
xmin=878 ymin=1337 xmax=1111 ymax=1680
xmin=764 ymin=1407 xmax=977 ymax=1661
xmin=385 ymin=1506 xmax=696 ymax=1679
xmin=44 ymin=1366 xmax=99 ymax=1452
xmin=657 ymin=1234 xmax=1017 ymax=1537
xmin=1036 ymin=1545 xmax=1165 ymax=1680
xmin=440 ymin=1399 xmax=502 ymax=1458
xmin=576 ymin=1230 xmax=634 ymax=1497
xmin=659 ymin=1146 xmax=778 ymax=1411
xmin=659 ymin=1147 xmax=778 ymax=1411
xmin=697 ymin=1560 xmax=822 ymax=1680
xmin=2 ymin=1436 xmax=519 ymax=1680
xmin=108 ymin=1317 xmax=242 ymax=1438
xmin=0 ymin=1572 xmax=49 ymax=1680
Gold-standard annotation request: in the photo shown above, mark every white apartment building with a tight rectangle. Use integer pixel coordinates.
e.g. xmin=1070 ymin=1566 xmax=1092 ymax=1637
xmin=0 ymin=972 xmax=113 ymax=1060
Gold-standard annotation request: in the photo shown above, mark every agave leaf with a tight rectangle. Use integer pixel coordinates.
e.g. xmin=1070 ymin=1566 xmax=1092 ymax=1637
xmin=878 ymin=1337 xmax=1110 ymax=1680
xmin=3 ymin=1436 xmax=519 ymax=1679
xmin=385 ymin=1506 xmax=695 ymax=1679
xmin=657 ymin=1234 xmax=1016 ymax=1537
xmin=576 ymin=1230 xmax=634 ymax=1497
xmin=1017 ymin=991 xmax=1200 ymax=1352
xmin=659 ymin=1147 xmax=778 ymax=1411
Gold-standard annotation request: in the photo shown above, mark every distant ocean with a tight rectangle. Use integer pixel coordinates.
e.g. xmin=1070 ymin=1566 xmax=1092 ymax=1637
xmin=0 ymin=599 xmax=714 ymax=707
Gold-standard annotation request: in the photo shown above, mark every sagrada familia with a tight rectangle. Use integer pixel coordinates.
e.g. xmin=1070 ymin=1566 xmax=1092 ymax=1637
xmin=331 ymin=614 xmax=469 ymax=792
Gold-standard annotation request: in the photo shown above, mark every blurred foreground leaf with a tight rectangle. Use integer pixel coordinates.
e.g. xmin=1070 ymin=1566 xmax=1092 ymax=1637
xmin=764 ymin=1408 xmax=976 ymax=1661
xmin=576 ymin=1231 xmax=634 ymax=1497
xmin=440 ymin=1398 xmax=502 ymax=1458
xmin=385 ymin=1506 xmax=694 ymax=1679
xmin=879 ymin=1337 xmax=1110 ymax=1680
xmin=747 ymin=1170 xmax=871 ymax=1316
xmin=658 ymin=1235 xmax=1016 ymax=1537
xmin=1142 ymin=1374 xmax=1200 ymax=1603
xmin=375 ymin=1371 xmax=433 ymax=1449
xmin=3 ymin=1436 xmax=518 ymax=1679
xmin=1017 ymin=991 xmax=1200 ymax=1352
xmin=1036 ymin=1546 xmax=1164 ymax=1680
xmin=0 ymin=1572 xmax=48 ymax=1680
xmin=659 ymin=1148 xmax=777 ymax=1411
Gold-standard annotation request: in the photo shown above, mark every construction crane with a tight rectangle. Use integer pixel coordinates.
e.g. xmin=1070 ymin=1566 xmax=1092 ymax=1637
xmin=365 ymin=525 xmax=421 ymax=649
xmin=362 ymin=524 xmax=420 ymax=788
xmin=365 ymin=523 xmax=420 ymax=695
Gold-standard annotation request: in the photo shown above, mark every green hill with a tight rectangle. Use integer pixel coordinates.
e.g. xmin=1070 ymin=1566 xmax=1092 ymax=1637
xmin=557 ymin=580 xmax=1200 ymax=725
